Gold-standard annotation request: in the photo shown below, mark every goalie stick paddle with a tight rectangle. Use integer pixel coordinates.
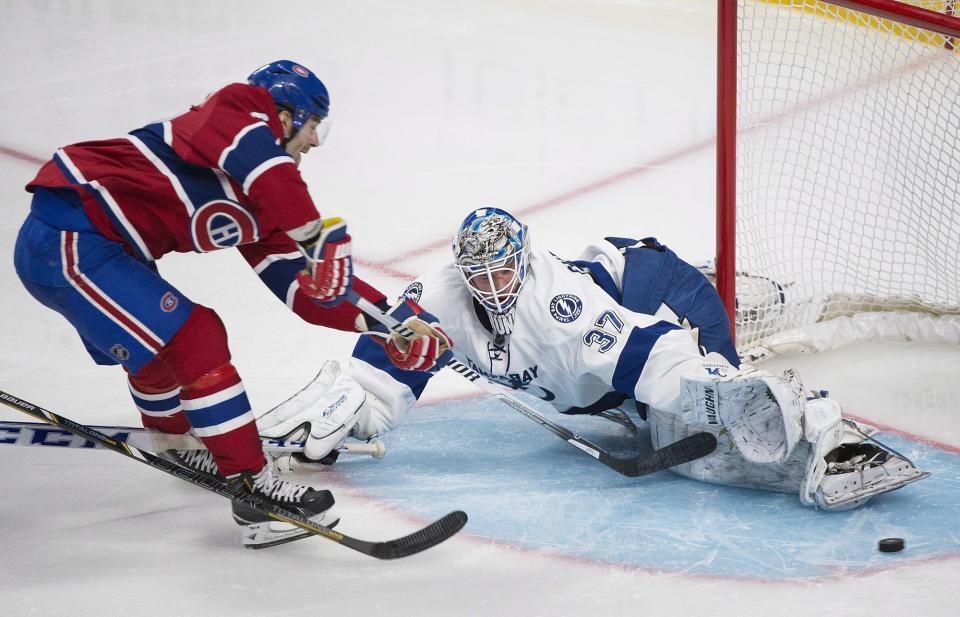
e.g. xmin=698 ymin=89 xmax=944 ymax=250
xmin=351 ymin=294 xmax=718 ymax=477
xmin=0 ymin=390 xmax=466 ymax=559
xmin=493 ymin=393 xmax=716 ymax=477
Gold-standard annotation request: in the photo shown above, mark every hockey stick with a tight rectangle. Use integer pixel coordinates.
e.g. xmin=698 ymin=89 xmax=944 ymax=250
xmin=351 ymin=294 xmax=717 ymax=477
xmin=491 ymin=392 xmax=715 ymax=477
xmin=0 ymin=390 xmax=466 ymax=559
xmin=0 ymin=420 xmax=387 ymax=458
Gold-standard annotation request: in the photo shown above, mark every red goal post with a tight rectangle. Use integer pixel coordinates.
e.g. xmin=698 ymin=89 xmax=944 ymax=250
xmin=716 ymin=0 xmax=960 ymax=357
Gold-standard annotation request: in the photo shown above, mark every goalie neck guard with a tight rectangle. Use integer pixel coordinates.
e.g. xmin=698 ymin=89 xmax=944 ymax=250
xmin=453 ymin=208 xmax=530 ymax=337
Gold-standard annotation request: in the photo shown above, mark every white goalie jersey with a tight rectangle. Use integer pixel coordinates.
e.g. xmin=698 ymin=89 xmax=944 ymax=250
xmin=346 ymin=241 xmax=717 ymax=436
xmin=272 ymin=231 xmax=928 ymax=511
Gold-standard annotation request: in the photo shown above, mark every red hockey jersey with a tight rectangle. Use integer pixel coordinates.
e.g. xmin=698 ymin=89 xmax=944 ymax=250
xmin=27 ymin=82 xmax=384 ymax=330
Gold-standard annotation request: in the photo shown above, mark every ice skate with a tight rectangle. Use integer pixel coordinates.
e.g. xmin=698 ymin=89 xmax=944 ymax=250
xmin=815 ymin=441 xmax=929 ymax=511
xmin=165 ymin=448 xmax=224 ymax=481
xmin=800 ymin=403 xmax=930 ymax=511
xmin=228 ymin=463 xmax=340 ymax=548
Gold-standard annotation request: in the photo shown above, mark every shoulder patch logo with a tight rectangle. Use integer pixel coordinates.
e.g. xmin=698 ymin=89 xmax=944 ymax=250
xmin=550 ymin=294 xmax=582 ymax=323
xmin=403 ymin=282 xmax=423 ymax=302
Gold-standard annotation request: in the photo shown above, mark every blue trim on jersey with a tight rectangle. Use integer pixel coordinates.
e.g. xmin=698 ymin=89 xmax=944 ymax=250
xmin=90 ymin=192 xmax=152 ymax=262
xmin=131 ymin=127 xmax=237 ymax=208
xmin=51 ymin=153 xmax=80 ymax=183
xmin=610 ymin=236 xmax=740 ymax=367
xmin=353 ymin=336 xmax=434 ymax=398
xmin=255 ymin=255 xmax=307 ymax=302
xmin=52 ymin=153 xmax=152 ymax=262
xmin=352 ymin=298 xmax=449 ymax=398
xmin=570 ymin=259 xmax=621 ymax=302
xmin=219 ymin=123 xmax=289 ymax=188
xmin=611 ymin=321 xmax=682 ymax=397
xmin=183 ymin=391 xmax=251 ymax=429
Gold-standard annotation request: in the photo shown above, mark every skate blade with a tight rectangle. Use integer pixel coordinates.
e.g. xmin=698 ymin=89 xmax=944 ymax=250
xmin=239 ymin=509 xmax=340 ymax=549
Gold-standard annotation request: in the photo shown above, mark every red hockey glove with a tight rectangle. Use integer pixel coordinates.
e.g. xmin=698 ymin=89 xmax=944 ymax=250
xmin=295 ymin=217 xmax=352 ymax=306
xmin=382 ymin=301 xmax=453 ymax=371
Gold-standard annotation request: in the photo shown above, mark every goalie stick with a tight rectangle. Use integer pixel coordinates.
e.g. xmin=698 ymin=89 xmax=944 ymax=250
xmin=492 ymin=392 xmax=716 ymax=477
xmin=351 ymin=294 xmax=717 ymax=477
xmin=0 ymin=390 xmax=466 ymax=559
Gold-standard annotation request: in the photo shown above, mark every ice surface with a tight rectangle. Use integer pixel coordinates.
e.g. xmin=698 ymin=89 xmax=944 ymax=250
xmin=0 ymin=2 xmax=957 ymax=616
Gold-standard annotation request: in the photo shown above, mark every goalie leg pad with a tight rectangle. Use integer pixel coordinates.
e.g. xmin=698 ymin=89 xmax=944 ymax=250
xmin=681 ymin=361 xmax=804 ymax=464
xmin=648 ymin=406 xmax=807 ymax=494
xmin=255 ymin=360 xmax=342 ymax=434
xmin=257 ymin=361 xmax=367 ymax=466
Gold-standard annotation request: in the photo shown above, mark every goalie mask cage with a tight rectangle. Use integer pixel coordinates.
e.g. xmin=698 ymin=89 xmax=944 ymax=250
xmin=716 ymin=0 xmax=960 ymax=356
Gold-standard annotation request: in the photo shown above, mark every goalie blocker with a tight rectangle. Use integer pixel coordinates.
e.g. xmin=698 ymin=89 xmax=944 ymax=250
xmin=673 ymin=356 xmax=928 ymax=510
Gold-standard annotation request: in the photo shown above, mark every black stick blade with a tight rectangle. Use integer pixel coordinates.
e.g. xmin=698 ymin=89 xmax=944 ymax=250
xmin=370 ymin=510 xmax=468 ymax=560
xmin=633 ymin=432 xmax=717 ymax=476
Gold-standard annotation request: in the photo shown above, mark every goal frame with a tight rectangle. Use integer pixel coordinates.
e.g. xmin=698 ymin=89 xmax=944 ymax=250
xmin=715 ymin=0 xmax=960 ymax=344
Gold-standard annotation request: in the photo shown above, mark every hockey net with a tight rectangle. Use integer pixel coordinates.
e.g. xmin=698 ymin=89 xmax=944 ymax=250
xmin=716 ymin=0 xmax=960 ymax=358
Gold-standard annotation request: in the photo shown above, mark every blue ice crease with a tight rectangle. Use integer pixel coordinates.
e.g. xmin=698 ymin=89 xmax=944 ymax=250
xmin=336 ymin=395 xmax=960 ymax=580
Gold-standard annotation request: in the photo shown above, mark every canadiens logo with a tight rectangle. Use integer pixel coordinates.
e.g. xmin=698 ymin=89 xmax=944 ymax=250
xmin=292 ymin=65 xmax=310 ymax=77
xmin=190 ymin=200 xmax=259 ymax=252
xmin=110 ymin=344 xmax=130 ymax=362
xmin=549 ymin=294 xmax=582 ymax=323
xmin=403 ymin=282 xmax=423 ymax=302
xmin=160 ymin=292 xmax=178 ymax=312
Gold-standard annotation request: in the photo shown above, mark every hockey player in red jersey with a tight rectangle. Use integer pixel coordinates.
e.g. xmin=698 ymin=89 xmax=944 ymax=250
xmin=13 ymin=60 xmax=452 ymax=547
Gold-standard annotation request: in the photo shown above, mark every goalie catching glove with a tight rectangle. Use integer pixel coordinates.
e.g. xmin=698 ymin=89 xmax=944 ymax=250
xmin=680 ymin=356 xmax=804 ymax=464
xmin=290 ymin=217 xmax=353 ymax=306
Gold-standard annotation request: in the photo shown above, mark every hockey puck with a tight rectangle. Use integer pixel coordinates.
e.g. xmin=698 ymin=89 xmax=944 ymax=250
xmin=878 ymin=538 xmax=905 ymax=553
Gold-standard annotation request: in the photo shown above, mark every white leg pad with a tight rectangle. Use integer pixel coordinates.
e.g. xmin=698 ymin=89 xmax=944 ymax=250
xmin=649 ymin=406 xmax=807 ymax=494
xmin=681 ymin=363 xmax=805 ymax=464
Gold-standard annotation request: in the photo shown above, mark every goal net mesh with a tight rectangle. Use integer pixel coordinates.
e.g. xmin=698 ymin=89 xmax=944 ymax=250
xmin=731 ymin=0 xmax=960 ymax=352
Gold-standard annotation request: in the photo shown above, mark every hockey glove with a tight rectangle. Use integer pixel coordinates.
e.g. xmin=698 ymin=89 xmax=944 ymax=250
xmin=369 ymin=300 xmax=453 ymax=372
xmin=295 ymin=217 xmax=353 ymax=306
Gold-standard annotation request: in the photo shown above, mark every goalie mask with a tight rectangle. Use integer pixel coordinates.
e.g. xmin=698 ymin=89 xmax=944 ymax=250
xmin=453 ymin=208 xmax=530 ymax=337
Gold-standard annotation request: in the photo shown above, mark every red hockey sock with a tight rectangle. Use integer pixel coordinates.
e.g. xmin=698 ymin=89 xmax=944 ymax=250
xmin=179 ymin=364 xmax=265 ymax=477
xmin=128 ymin=359 xmax=190 ymax=434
